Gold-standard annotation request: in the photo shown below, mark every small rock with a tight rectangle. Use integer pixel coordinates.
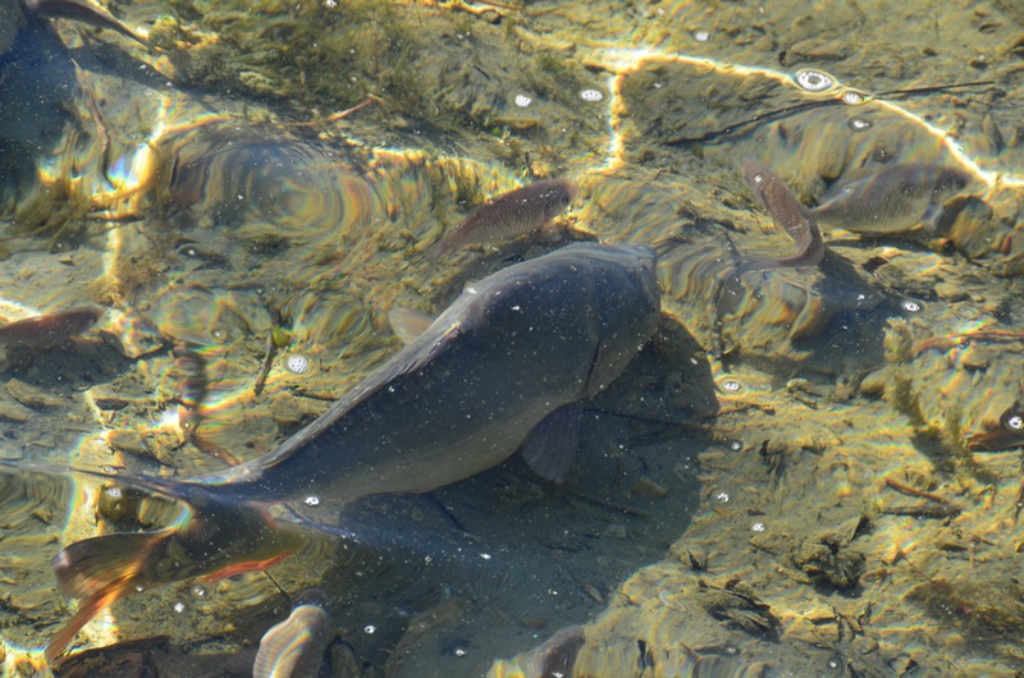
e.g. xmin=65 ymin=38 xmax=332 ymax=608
xmin=630 ymin=476 xmax=668 ymax=499
xmin=93 ymin=395 xmax=131 ymax=411
xmin=107 ymin=430 xmax=148 ymax=455
xmin=934 ymin=282 xmax=969 ymax=302
xmin=0 ymin=398 xmax=33 ymax=422
xmin=605 ymin=523 xmax=627 ymax=538
xmin=6 ymin=379 xmax=65 ymax=408
xmin=859 ymin=368 xmax=887 ymax=397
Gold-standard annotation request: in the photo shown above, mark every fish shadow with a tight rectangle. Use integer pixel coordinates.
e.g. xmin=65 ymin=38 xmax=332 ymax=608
xmin=289 ymin=312 xmax=718 ymax=677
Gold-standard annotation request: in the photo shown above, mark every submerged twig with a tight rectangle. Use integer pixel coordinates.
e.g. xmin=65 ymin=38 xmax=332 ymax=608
xmin=254 ymin=332 xmax=277 ymax=396
xmin=883 ymin=476 xmax=961 ymax=518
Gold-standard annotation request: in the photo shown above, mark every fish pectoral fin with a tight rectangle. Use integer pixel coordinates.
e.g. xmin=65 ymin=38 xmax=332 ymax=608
xmin=917 ymin=203 xmax=946 ymax=233
xmin=586 ymin=338 xmax=634 ymax=400
xmin=387 ymin=307 xmax=436 ymax=345
xmin=519 ymin=402 xmax=581 ymax=484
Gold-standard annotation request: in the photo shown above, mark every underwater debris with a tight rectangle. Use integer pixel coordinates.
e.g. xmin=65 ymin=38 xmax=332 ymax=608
xmin=788 ymin=535 xmax=865 ymax=590
xmin=883 ymin=476 xmax=962 ymax=518
xmin=694 ymin=578 xmax=779 ymax=637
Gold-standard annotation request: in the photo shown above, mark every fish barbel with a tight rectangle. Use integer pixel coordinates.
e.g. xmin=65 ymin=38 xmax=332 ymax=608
xmin=26 ymin=242 xmax=660 ymax=659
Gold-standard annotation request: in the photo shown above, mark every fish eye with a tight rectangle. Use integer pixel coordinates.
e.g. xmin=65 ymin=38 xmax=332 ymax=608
xmin=176 ymin=242 xmax=199 ymax=257
xmin=794 ymin=69 xmax=836 ymax=93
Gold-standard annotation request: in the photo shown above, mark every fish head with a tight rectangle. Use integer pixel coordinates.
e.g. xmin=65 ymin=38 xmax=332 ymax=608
xmin=577 ymin=243 xmax=661 ymax=397
xmin=541 ymin=179 xmax=578 ymax=220
xmin=933 ymin=166 xmax=972 ymax=200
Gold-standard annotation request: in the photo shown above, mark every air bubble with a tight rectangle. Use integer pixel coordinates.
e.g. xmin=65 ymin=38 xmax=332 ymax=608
xmin=579 ymin=89 xmax=604 ymax=102
xmin=304 ymin=495 xmax=321 ymax=506
xmin=715 ymin=491 xmax=731 ymax=503
xmin=210 ymin=328 xmax=227 ymax=341
xmin=729 ymin=441 xmax=743 ymax=451
xmin=364 ymin=624 xmax=377 ymax=634
xmin=720 ymin=379 xmax=743 ymax=393
xmin=693 ymin=30 xmax=710 ymax=42
xmin=901 ymin=299 xmax=922 ymax=313
xmin=454 ymin=648 xmax=467 ymax=657
xmin=190 ymin=584 xmax=209 ymax=599
xmin=286 ymin=354 xmax=311 ymax=374
xmin=514 ymin=94 xmax=532 ymax=108
xmin=840 ymin=89 xmax=866 ymax=105
xmin=1005 ymin=415 xmax=1024 ymax=431
xmin=849 ymin=117 xmax=871 ymax=131
xmin=105 ymin=487 xmax=122 ymax=498
xmin=795 ymin=69 xmax=835 ymax=92
xmin=173 ymin=601 xmax=187 ymax=613
xmin=752 ymin=522 xmax=766 ymax=533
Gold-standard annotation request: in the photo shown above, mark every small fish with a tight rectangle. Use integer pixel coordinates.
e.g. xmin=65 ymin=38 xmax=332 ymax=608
xmin=23 ymin=0 xmax=149 ymax=46
xmin=253 ymin=590 xmax=330 ymax=678
xmin=736 ymin=162 xmax=824 ymax=273
xmin=426 ymin=179 xmax=577 ymax=261
xmin=811 ymin=163 xmax=973 ymax=234
xmin=0 ymin=305 xmax=103 ymax=347
xmin=30 ymin=242 xmax=660 ymax=659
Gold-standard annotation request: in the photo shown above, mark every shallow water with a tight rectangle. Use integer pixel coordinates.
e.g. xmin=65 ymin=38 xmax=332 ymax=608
xmin=1 ymin=1 xmax=1024 ymax=676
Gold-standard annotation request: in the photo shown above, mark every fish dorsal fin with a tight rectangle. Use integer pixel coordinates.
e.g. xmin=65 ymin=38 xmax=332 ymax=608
xmin=520 ymin=402 xmax=581 ymax=484
xmin=387 ymin=307 xmax=436 ymax=345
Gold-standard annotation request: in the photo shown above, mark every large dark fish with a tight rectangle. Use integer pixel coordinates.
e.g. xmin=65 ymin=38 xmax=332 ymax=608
xmin=811 ymin=162 xmax=973 ymax=234
xmin=30 ymin=242 xmax=660 ymax=659
xmin=735 ymin=162 xmax=824 ymax=273
xmin=426 ymin=178 xmax=577 ymax=261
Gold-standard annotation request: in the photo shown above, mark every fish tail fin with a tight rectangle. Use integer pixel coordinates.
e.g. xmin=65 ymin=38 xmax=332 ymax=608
xmin=47 ymin=530 xmax=172 ymax=661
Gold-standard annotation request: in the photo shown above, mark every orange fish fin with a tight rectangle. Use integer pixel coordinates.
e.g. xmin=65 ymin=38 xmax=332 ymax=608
xmin=51 ymin=529 xmax=170 ymax=598
xmin=46 ymin=573 xmax=136 ymax=663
